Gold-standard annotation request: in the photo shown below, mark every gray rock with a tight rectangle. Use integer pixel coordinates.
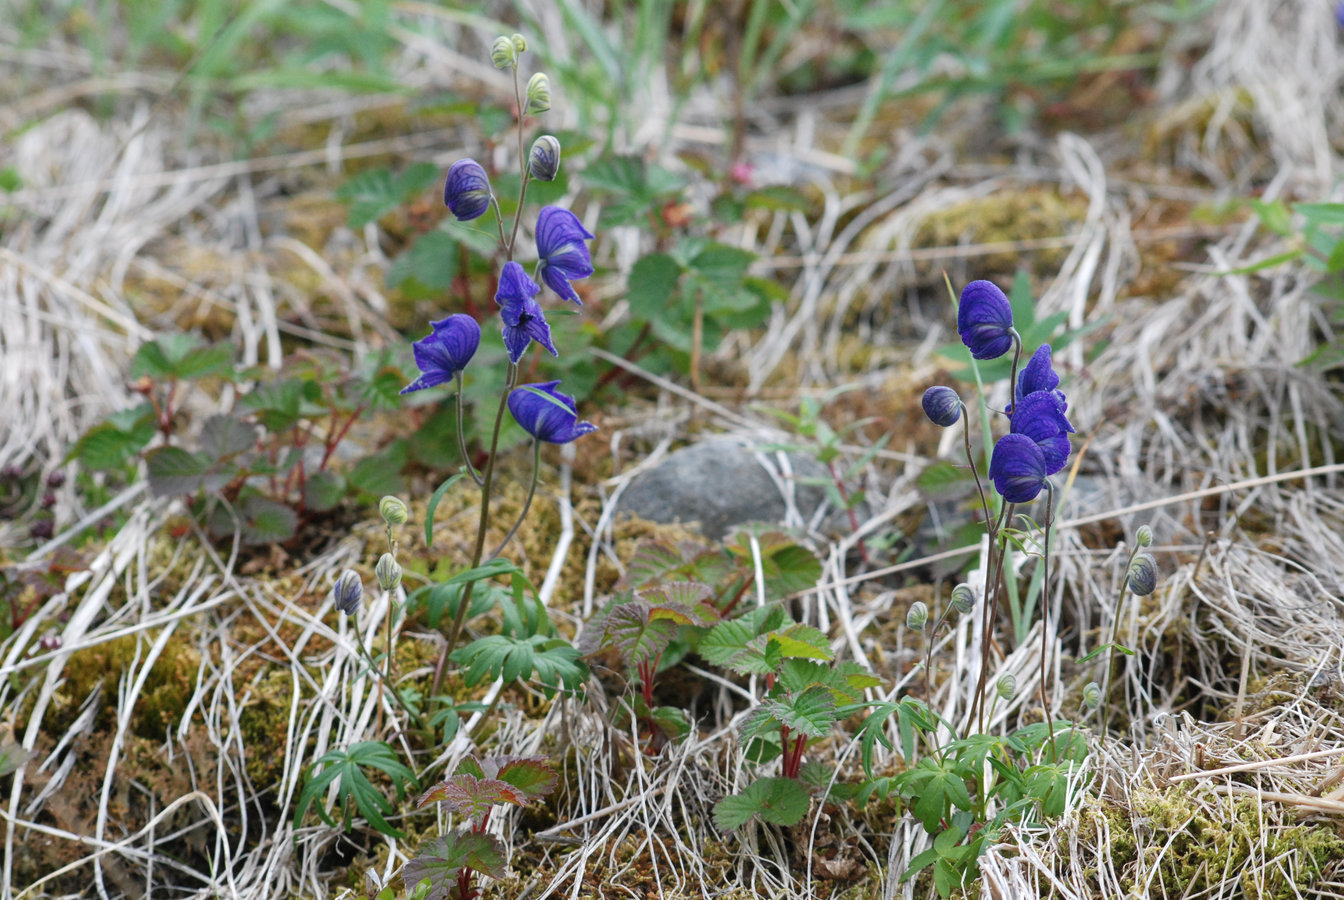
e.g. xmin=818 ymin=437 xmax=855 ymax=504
xmin=618 ymin=439 xmax=837 ymax=540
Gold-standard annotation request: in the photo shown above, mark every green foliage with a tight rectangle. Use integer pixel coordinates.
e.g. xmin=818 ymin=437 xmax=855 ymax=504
xmin=69 ymin=338 xmax=410 ymax=545
xmin=1238 ymin=200 xmax=1344 ymax=371
xmin=450 ymin=634 xmax=586 ymax=697
xmin=336 ymin=163 xmax=439 ymax=228
xmin=401 ymin=832 xmax=506 ymax=900
xmin=712 ymin=776 xmax=813 ymax=830
xmin=293 ymin=741 xmax=418 ymax=839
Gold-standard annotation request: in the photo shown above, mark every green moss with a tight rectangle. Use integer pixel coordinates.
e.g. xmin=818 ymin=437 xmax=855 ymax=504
xmin=1094 ymin=786 xmax=1344 ymax=899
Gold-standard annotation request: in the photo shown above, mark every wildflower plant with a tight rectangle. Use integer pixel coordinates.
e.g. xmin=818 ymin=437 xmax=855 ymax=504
xmin=296 ymin=34 xmax=586 ymax=858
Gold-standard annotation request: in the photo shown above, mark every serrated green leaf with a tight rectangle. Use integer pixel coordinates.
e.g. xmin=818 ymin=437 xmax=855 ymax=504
xmin=337 ymin=168 xmax=401 ymax=228
xmin=627 ymin=253 xmax=682 ymax=321
xmin=145 ymin=446 xmax=213 ymax=496
xmin=68 ymin=407 xmax=155 ymax=470
xmin=763 ymin=684 xmax=837 ymax=738
xmin=401 ymin=831 xmax=506 ymax=900
xmin=240 ymin=379 xmax=305 ymax=432
xmin=689 ymin=242 xmax=756 ymax=284
xmin=712 ymin=777 xmax=812 ymax=830
xmin=348 ymin=453 xmax=404 ymax=497
xmin=416 ymin=774 xmax=525 ymax=819
xmin=199 ymin=414 xmax=256 ymax=459
xmin=604 ymin=600 xmax=676 ymax=668
xmin=917 ymin=459 xmax=973 ymax=496
xmin=494 ymin=757 xmax=559 ymax=799
xmin=388 ymin=228 xmax=459 ymax=292
xmin=237 ymin=494 xmax=298 ymax=545
xmin=767 ymin=623 xmax=832 ymax=662
xmin=303 ymin=469 xmax=346 ymax=512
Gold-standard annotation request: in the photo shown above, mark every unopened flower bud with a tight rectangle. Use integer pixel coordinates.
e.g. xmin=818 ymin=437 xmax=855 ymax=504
xmin=46 ymin=470 xmax=66 ymax=488
xmin=906 ymin=600 xmax=928 ymax=631
xmin=376 ymin=553 xmax=402 ymax=592
xmin=996 ymin=674 xmax=1017 ymax=700
xmin=951 ymin=583 xmax=976 ymax=615
xmin=526 ymin=72 xmax=550 ymax=115
xmin=379 ymin=495 xmax=409 ymax=527
xmin=529 ymin=135 xmax=561 ymax=181
xmin=1128 ymin=552 xmax=1158 ymax=597
xmin=39 ymin=632 xmax=62 ymax=651
xmin=332 ymin=569 xmax=364 ymax=616
xmin=1135 ymin=524 xmax=1153 ymax=547
xmin=511 ymin=34 xmax=527 ymax=54
xmin=1083 ymin=681 xmax=1101 ymax=708
xmin=491 ymin=35 xmax=517 ymax=69
xmin=921 ymin=386 xmax=962 ymax=428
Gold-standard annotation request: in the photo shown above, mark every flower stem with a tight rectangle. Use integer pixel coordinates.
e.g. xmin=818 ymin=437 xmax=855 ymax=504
xmin=456 ymin=372 xmax=484 ymax=487
xmin=1038 ymin=481 xmax=1057 ymax=761
xmin=432 ymin=361 xmax=519 ymax=698
xmin=487 ymin=439 xmax=540 ymax=561
xmin=1100 ymin=545 xmax=1140 ymax=736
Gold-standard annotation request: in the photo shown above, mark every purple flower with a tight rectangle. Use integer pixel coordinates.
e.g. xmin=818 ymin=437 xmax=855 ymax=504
xmin=1016 ymin=344 xmax=1061 ymax=402
xmin=508 ymin=381 xmax=597 ymax=444
xmin=957 ymin=280 xmax=1015 ymax=360
xmin=444 ymin=159 xmax=493 ymax=221
xmin=496 ymin=261 xmax=557 ymax=363
xmin=534 ymin=206 xmax=594 ymax=304
xmin=988 ymin=433 xmax=1048 ymax=503
xmin=331 ymin=569 xmax=364 ymax=616
xmin=400 ymin=314 xmax=481 ymax=394
xmin=922 ymin=386 xmax=962 ymax=427
xmin=1009 ymin=390 xmax=1073 ymax=475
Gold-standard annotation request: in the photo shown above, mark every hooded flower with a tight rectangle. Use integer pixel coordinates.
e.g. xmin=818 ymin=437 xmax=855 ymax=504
xmin=331 ymin=569 xmax=364 ymax=616
xmin=443 ymin=159 xmax=493 ymax=221
xmin=988 ymin=433 xmax=1048 ymax=503
xmin=534 ymin=206 xmax=594 ymax=304
xmin=921 ymin=386 xmax=962 ymax=427
xmin=508 ymin=381 xmax=597 ymax=444
xmin=496 ymin=261 xmax=557 ymax=363
xmin=1009 ymin=390 xmax=1073 ymax=476
xmin=400 ymin=314 xmax=481 ymax=394
xmin=957 ymin=280 xmax=1015 ymax=360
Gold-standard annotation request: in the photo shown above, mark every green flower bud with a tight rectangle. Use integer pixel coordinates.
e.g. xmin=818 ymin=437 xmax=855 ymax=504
xmin=511 ymin=33 xmax=527 ymax=54
xmin=1128 ymin=552 xmax=1158 ymax=597
xmin=376 ymin=552 xmax=402 ymax=592
xmin=526 ymin=72 xmax=551 ymax=115
xmin=951 ymin=584 xmax=976 ymax=615
xmin=1135 ymin=524 xmax=1153 ymax=547
xmin=1083 ymin=681 xmax=1101 ymax=708
xmin=528 ymin=135 xmax=561 ymax=181
xmin=491 ymin=35 xmax=517 ymax=69
xmin=379 ymin=495 xmax=409 ymax=527
xmin=905 ymin=600 xmax=928 ymax=631
xmin=996 ymin=674 xmax=1017 ymax=701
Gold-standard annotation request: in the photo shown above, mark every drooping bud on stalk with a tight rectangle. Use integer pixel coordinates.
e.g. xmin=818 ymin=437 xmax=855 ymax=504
xmin=1083 ymin=681 xmax=1101 ymax=708
xmin=528 ymin=135 xmax=561 ymax=181
xmin=951 ymin=583 xmax=976 ymax=615
xmin=906 ymin=600 xmax=928 ymax=631
xmin=380 ymin=495 xmax=409 ymax=527
xmin=1128 ymin=552 xmax=1158 ymax=597
xmin=511 ymin=33 xmax=527 ymax=55
xmin=996 ymin=673 xmax=1017 ymax=701
xmin=491 ymin=35 xmax=518 ymax=69
xmin=526 ymin=72 xmax=551 ymax=115
xmin=921 ymin=386 xmax=962 ymax=427
xmin=332 ymin=569 xmax=364 ymax=616
xmin=1135 ymin=524 xmax=1153 ymax=547
xmin=376 ymin=553 xmax=402 ymax=592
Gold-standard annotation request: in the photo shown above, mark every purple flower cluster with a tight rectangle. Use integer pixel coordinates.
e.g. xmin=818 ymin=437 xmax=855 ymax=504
xmin=925 ymin=279 xmax=1073 ymax=503
xmin=400 ymin=157 xmax=597 ymax=445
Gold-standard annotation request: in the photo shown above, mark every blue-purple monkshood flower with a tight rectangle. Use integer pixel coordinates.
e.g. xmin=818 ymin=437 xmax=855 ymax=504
xmin=508 ymin=381 xmax=598 ymax=444
xmin=988 ymin=433 xmax=1048 ymax=503
xmin=922 ymin=386 xmax=962 ymax=427
xmin=400 ymin=314 xmax=481 ymax=394
xmin=444 ymin=159 xmax=493 ymax=222
xmin=331 ymin=569 xmax=364 ymax=616
xmin=496 ymin=261 xmax=558 ymax=363
xmin=1009 ymin=390 xmax=1074 ymax=476
xmin=957 ymin=279 xmax=1015 ymax=360
xmin=534 ymin=206 xmax=594 ymax=304
xmin=1015 ymin=344 xmax=1063 ymax=406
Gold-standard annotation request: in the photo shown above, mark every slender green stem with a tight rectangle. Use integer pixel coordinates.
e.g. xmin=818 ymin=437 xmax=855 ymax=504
xmin=432 ymin=361 xmax=519 ymax=698
xmin=1100 ymin=545 xmax=1140 ymax=736
xmin=973 ymin=503 xmax=1013 ymax=734
xmin=505 ymin=62 xmax=532 ymax=260
xmin=959 ymin=399 xmax=992 ymax=535
xmin=456 ymin=372 xmax=484 ymax=487
xmin=1038 ymin=481 xmax=1057 ymax=761
xmin=487 ymin=439 xmax=540 ymax=561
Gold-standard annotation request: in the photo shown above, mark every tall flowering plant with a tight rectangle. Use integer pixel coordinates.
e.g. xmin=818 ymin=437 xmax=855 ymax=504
xmin=395 ymin=36 xmax=597 ymax=703
xmin=923 ymin=279 xmax=1074 ymax=742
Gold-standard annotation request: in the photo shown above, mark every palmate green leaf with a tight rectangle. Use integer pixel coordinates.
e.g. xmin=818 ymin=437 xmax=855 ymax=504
xmin=491 ymin=756 xmax=559 ymax=800
xmin=293 ymin=741 xmax=417 ymax=839
xmin=624 ymin=540 xmax=693 ymax=588
xmin=451 ymin=634 xmax=586 ymax=697
xmin=605 ymin=600 xmax=677 ymax=668
xmin=130 ymin=335 xmax=234 ymax=381
xmin=712 ymin=777 xmax=812 ymax=830
xmin=401 ymin=831 xmax=506 ymax=900
xmin=388 ymin=228 xmax=458 ymax=293
xmin=68 ymin=404 xmax=155 ymax=470
xmin=337 ymin=162 xmax=438 ymax=229
xmin=416 ymin=774 xmax=525 ymax=821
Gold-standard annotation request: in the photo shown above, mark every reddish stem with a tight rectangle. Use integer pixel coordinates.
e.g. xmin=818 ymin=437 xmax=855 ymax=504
xmin=828 ymin=460 xmax=869 ymax=564
xmin=720 ymin=573 xmax=756 ymax=618
xmin=320 ymin=404 xmax=365 ymax=471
